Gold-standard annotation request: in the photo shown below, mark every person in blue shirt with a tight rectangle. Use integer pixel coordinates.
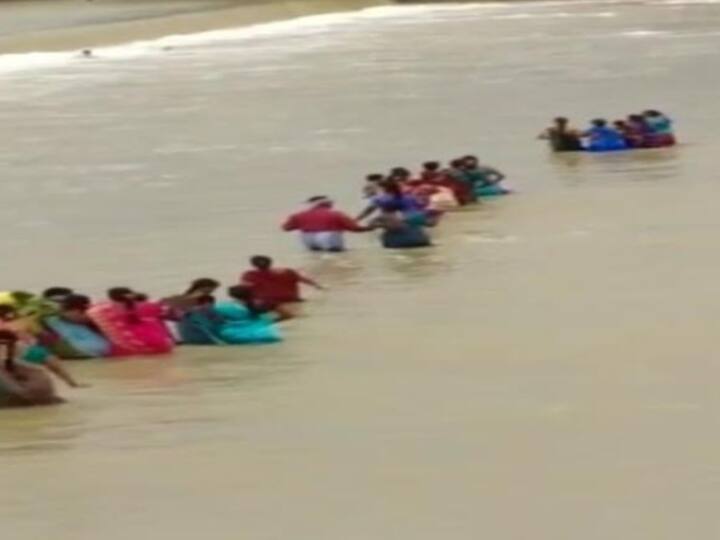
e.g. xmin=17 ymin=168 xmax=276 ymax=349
xmin=356 ymin=180 xmax=423 ymax=221
xmin=582 ymin=118 xmax=628 ymax=152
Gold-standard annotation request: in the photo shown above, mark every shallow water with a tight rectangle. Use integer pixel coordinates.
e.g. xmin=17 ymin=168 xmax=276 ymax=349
xmin=3 ymin=2 xmax=720 ymax=538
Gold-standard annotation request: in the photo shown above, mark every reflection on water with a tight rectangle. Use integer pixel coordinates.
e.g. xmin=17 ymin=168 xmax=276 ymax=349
xmin=549 ymin=147 xmax=683 ymax=185
xmin=380 ymin=248 xmax=451 ymax=280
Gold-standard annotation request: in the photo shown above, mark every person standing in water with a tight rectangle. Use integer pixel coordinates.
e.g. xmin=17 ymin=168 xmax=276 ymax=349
xmin=444 ymin=158 xmax=476 ymax=204
xmin=282 ymin=196 xmax=368 ymax=252
xmin=461 ymin=155 xmax=505 ymax=186
xmin=416 ymin=161 xmax=445 ymax=184
xmin=369 ymin=203 xmax=433 ymax=249
xmin=539 ymin=117 xmax=583 ymax=152
xmin=162 ymin=278 xmax=221 ymax=319
xmin=0 ymin=305 xmax=87 ymax=389
xmin=642 ymin=109 xmax=676 ymax=147
xmin=0 ymin=330 xmax=62 ymax=407
xmin=363 ymin=174 xmax=385 ymax=199
xmin=0 ymin=330 xmax=31 ymax=406
xmin=614 ymin=119 xmax=644 ymax=149
xmin=356 ymin=180 xmax=423 ymax=221
xmin=241 ymin=256 xmax=324 ymax=307
xmin=582 ymin=118 xmax=627 ymax=151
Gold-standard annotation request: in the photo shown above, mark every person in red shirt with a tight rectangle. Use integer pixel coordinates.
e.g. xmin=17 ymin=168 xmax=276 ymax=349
xmin=241 ymin=256 xmax=324 ymax=308
xmin=282 ymin=196 xmax=367 ymax=252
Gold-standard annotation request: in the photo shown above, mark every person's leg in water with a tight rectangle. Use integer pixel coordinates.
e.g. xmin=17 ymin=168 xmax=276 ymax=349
xmin=302 ymin=231 xmax=346 ymax=252
xmin=301 ymin=232 xmax=322 ymax=252
xmin=322 ymin=231 xmax=346 ymax=252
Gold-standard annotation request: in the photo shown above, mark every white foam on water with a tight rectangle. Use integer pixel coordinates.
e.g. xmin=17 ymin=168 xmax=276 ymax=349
xmin=523 ymin=0 xmax=626 ymax=5
xmin=489 ymin=11 xmax=617 ymax=19
xmin=463 ymin=234 xmax=521 ymax=244
xmin=622 ymin=29 xmax=670 ymax=37
xmin=0 ymin=51 xmax=74 ymax=74
xmin=0 ymin=1 xmax=621 ymax=75
xmin=652 ymin=0 xmax=720 ymax=4
xmin=0 ymin=4 xmax=501 ymax=74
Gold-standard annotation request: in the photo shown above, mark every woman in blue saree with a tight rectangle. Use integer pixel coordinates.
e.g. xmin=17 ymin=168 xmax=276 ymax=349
xmin=178 ymin=290 xmax=281 ymax=346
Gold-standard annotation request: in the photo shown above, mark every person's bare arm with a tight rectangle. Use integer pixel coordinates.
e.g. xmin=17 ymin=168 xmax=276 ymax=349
xmin=339 ymin=213 xmax=372 ymax=232
xmin=272 ymin=305 xmax=295 ymax=321
xmin=298 ymin=274 xmax=325 ymax=290
xmin=479 ymin=166 xmax=505 ymax=184
xmin=282 ymin=215 xmax=298 ymax=231
xmin=43 ymin=357 xmax=88 ymax=388
xmin=356 ymin=204 xmax=376 ymax=222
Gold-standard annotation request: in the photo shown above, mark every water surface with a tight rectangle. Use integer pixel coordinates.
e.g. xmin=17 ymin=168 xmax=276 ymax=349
xmin=2 ymin=2 xmax=720 ymax=538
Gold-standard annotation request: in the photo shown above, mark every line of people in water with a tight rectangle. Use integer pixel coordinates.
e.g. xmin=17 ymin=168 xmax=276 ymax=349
xmin=540 ymin=110 xmax=676 ymax=153
xmin=0 ymin=259 xmax=325 ymax=407
xmin=0 ymin=154 xmax=512 ymax=407
xmin=282 ymin=154 xmax=510 ymax=252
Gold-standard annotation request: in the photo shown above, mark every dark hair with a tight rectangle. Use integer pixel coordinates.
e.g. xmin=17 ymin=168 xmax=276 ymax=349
xmin=614 ymin=120 xmax=626 ymax=127
xmin=185 ymin=278 xmax=220 ymax=295
xmin=423 ymin=161 xmax=440 ymax=172
xmin=61 ymin=294 xmax=91 ymax=312
xmin=381 ymin=180 xmax=404 ymax=199
xmin=227 ymin=285 xmax=252 ymax=302
xmin=628 ymin=114 xmax=645 ymax=123
xmin=107 ymin=287 xmax=140 ymax=322
xmin=0 ymin=305 xmax=18 ymax=321
xmin=554 ymin=117 xmax=568 ymax=124
xmin=643 ymin=110 xmax=662 ymax=117
xmin=591 ymin=118 xmax=607 ymax=127
xmin=0 ymin=329 xmax=18 ymax=373
xmin=250 ymin=256 xmax=273 ymax=270
xmin=108 ymin=287 xmax=133 ymax=302
xmin=195 ymin=294 xmax=216 ymax=307
xmin=366 ymin=174 xmax=384 ymax=182
xmin=42 ymin=287 xmax=74 ymax=300
xmin=389 ymin=167 xmax=410 ymax=178
xmin=462 ymin=155 xmax=479 ymax=169
xmin=450 ymin=158 xmax=464 ymax=168
xmin=227 ymin=285 xmax=264 ymax=318
xmin=307 ymin=195 xmax=329 ymax=203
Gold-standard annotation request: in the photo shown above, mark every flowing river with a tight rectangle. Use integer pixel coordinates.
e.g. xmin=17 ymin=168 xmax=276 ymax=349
xmin=2 ymin=1 xmax=720 ymax=538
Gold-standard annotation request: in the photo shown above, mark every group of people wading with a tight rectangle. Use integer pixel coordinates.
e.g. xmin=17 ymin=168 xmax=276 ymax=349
xmin=540 ymin=110 xmax=676 ymax=153
xmin=0 ymin=154 xmax=510 ymax=407
xmin=282 ymin=154 xmax=510 ymax=252
xmin=1 ymin=115 xmax=683 ymax=407
xmin=0 ymin=261 xmax=322 ymax=406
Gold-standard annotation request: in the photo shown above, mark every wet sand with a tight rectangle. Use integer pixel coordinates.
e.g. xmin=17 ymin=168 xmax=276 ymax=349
xmin=0 ymin=0 xmax=386 ymax=53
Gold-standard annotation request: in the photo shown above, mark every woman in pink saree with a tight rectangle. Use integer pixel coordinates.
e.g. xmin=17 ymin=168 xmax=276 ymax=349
xmin=88 ymin=288 xmax=174 ymax=358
